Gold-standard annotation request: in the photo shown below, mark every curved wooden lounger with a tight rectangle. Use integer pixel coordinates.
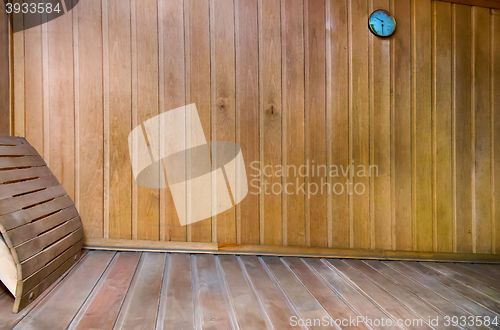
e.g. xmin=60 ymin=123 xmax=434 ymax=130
xmin=0 ymin=136 xmax=83 ymax=313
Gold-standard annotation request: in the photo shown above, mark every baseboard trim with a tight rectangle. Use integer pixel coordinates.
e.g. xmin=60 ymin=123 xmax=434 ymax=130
xmin=84 ymin=238 xmax=500 ymax=263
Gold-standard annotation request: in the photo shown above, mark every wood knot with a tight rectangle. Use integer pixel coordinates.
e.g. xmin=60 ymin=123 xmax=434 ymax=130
xmin=216 ymin=98 xmax=226 ymax=111
xmin=266 ymin=104 xmax=277 ymax=116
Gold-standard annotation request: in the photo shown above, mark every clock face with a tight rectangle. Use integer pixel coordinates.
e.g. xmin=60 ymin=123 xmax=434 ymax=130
xmin=368 ymin=9 xmax=396 ymax=37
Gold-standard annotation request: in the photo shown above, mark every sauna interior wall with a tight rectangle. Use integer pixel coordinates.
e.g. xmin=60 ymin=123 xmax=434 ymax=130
xmin=0 ymin=8 xmax=9 ymax=135
xmin=9 ymin=0 xmax=500 ymax=256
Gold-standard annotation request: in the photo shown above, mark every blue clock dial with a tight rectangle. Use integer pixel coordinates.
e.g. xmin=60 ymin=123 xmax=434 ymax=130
xmin=369 ymin=10 xmax=396 ymax=37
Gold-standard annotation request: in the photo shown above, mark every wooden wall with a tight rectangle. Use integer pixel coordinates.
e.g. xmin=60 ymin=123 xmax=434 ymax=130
xmin=10 ymin=0 xmax=500 ymax=258
xmin=0 ymin=7 xmax=9 ymax=135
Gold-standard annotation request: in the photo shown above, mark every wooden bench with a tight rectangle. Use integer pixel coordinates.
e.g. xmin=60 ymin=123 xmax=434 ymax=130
xmin=0 ymin=136 xmax=83 ymax=313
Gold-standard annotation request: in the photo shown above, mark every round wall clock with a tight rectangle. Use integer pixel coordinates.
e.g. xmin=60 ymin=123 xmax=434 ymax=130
xmin=368 ymin=9 xmax=396 ymax=37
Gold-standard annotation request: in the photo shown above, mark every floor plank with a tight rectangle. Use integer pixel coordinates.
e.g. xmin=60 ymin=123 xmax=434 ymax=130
xmin=69 ymin=252 xmax=141 ymax=330
xmin=217 ymin=255 xmax=268 ymax=329
xmin=262 ymin=257 xmax=330 ymax=326
xmin=305 ymin=259 xmax=394 ymax=330
xmin=114 ymin=252 xmax=165 ymax=330
xmin=239 ymin=256 xmax=298 ymax=329
xmin=193 ymin=254 xmax=234 ymax=329
xmin=157 ymin=254 xmax=194 ymax=330
xmin=385 ymin=261 xmax=499 ymax=319
xmin=14 ymin=251 xmax=115 ymax=330
xmin=326 ymin=259 xmax=432 ymax=329
xmin=363 ymin=260 xmax=476 ymax=321
xmin=283 ymin=258 xmax=367 ymax=330
xmin=1 ymin=252 xmax=498 ymax=330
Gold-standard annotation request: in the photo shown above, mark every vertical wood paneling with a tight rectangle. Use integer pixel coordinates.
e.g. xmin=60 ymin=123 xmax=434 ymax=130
xmin=328 ymin=0 xmax=350 ymax=249
xmin=494 ymin=10 xmax=500 ymax=253
xmin=47 ymin=7 xmax=75 ymax=199
xmin=281 ymin=0 xmax=305 ymax=246
xmin=433 ymin=1 xmax=454 ymax=252
xmin=453 ymin=4 xmax=473 ymax=252
xmin=23 ymin=26 xmax=43 ymax=153
xmin=371 ymin=0 xmax=392 ymax=250
xmin=107 ymin=0 xmax=132 ymax=240
xmin=259 ymin=0 xmax=282 ymax=246
xmin=413 ymin=0 xmax=433 ymax=252
xmin=393 ymin=0 xmax=413 ymax=251
xmin=185 ymin=0 xmax=212 ymax=243
xmin=0 ymin=10 xmax=9 ymax=135
xmin=77 ymin=0 xmax=104 ymax=239
xmin=160 ymin=0 xmax=186 ymax=242
xmin=210 ymin=0 xmax=236 ymax=245
xmin=351 ymin=0 xmax=370 ymax=249
xmin=472 ymin=7 xmax=493 ymax=253
xmin=305 ymin=0 xmax=327 ymax=247
xmin=235 ymin=0 xmax=260 ymax=245
xmin=10 ymin=0 xmax=500 ymax=257
xmin=135 ymin=0 xmax=160 ymax=240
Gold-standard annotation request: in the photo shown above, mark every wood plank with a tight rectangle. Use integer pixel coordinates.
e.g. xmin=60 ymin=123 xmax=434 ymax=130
xmin=218 ymin=255 xmax=268 ymax=329
xmin=185 ymin=0 xmax=212 ymax=243
xmin=134 ymin=0 xmax=160 ymax=241
xmin=329 ymin=0 xmax=350 ymax=249
xmin=0 ymin=167 xmax=53 ymax=185
xmin=472 ymin=6 xmax=493 ymax=254
xmin=114 ymin=252 xmax=165 ymax=329
xmin=425 ymin=262 xmax=500 ymax=295
xmin=157 ymin=253 xmax=194 ymax=329
xmin=159 ymin=0 xmax=186 ymax=242
xmin=235 ymin=0 xmax=260 ymax=245
xmin=76 ymin=0 xmax=104 ymax=240
xmin=239 ymin=255 xmax=297 ymax=329
xmin=14 ymin=251 xmax=114 ymax=329
xmin=15 ymin=245 xmax=83 ymax=313
xmin=23 ymin=25 xmax=44 ymax=154
xmin=0 ymin=185 xmax=66 ymax=218
xmin=305 ymin=0 xmax=327 ymax=248
xmin=0 ymin=156 xmax=46 ymax=170
xmin=351 ymin=0 xmax=370 ymax=249
xmin=210 ymin=0 xmax=237 ymax=245
xmin=15 ymin=217 xmax=81 ymax=262
xmin=433 ymin=1 xmax=454 ymax=252
xmin=193 ymin=254 xmax=233 ymax=329
xmin=438 ymin=0 xmax=500 ymax=9
xmin=326 ymin=259 xmax=432 ymax=328
xmin=364 ymin=260 xmax=477 ymax=320
xmin=107 ymin=0 xmax=133 ymax=240
xmin=408 ymin=263 xmax=500 ymax=314
xmin=305 ymin=259 xmax=393 ymax=330
xmin=259 ymin=0 xmax=282 ymax=246
xmin=346 ymin=260 xmax=441 ymax=322
xmin=20 ymin=228 xmax=83 ymax=278
xmin=371 ymin=0 xmax=392 ymax=250
xmin=46 ymin=1 xmax=75 ymax=200
xmin=69 ymin=252 xmax=141 ymax=330
xmin=494 ymin=8 xmax=500 ymax=254
xmin=0 ymin=176 xmax=59 ymax=200
xmin=0 ymin=145 xmax=38 ymax=156
xmin=453 ymin=4 xmax=473 ymax=252
xmin=12 ymin=12 xmax=24 ymax=137
xmin=8 ymin=205 xmax=79 ymax=247
xmin=0 ymin=4 xmax=9 ymax=136
xmin=387 ymin=261 xmax=499 ymax=318
xmin=263 ymin=257 xmax=330 ymax=323
xmin=0 ymin=251 xmax=79 ymax=329
xmin=282 ymin=0 xmax=305 ymax=247
xmin=284 ymin=257 xmax=367 ymax=330
xmin=0 ymin=195 xmax=73 ymax=232
xmin=413 ymin=0 xmax=433 ymax=252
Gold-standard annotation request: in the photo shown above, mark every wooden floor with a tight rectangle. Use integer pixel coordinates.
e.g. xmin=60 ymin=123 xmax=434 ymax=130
xmin=1 ymin=251 xmax=499 ymax=330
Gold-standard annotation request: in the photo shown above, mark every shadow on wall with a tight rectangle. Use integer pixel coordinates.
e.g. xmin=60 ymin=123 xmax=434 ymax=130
xmin=6 ymin=0 xmax=79 ymax=32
